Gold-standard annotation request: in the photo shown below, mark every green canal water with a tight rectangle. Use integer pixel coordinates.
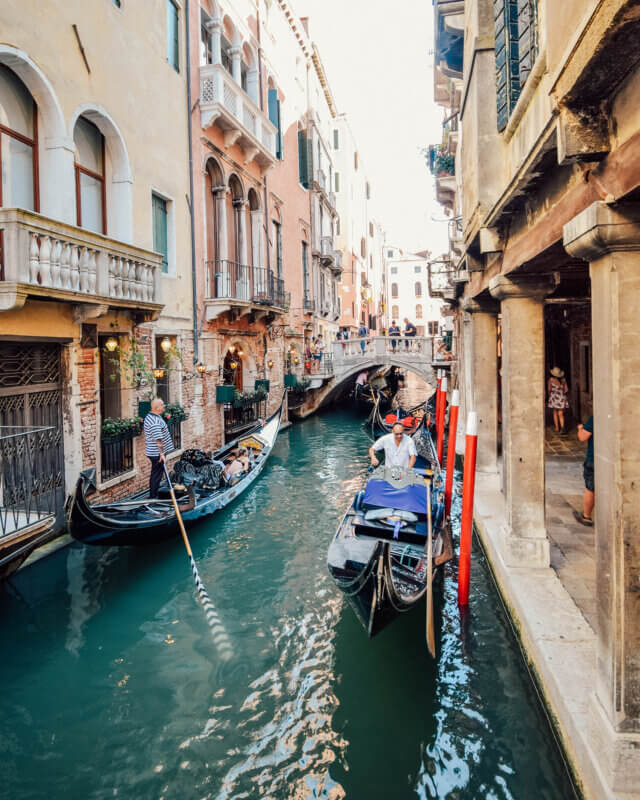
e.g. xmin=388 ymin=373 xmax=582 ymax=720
xmin=0 ymin=409 xmax=576 ymax=799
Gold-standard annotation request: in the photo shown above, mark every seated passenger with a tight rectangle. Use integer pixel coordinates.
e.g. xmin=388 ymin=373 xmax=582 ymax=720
xmin=224 ymin=447 xmax=250 ymax=480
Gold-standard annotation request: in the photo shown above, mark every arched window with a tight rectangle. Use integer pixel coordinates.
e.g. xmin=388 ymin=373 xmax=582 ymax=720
xmin=415 ymin=281 xmax=422 ymax=297
xmin=74 ymin=116 xmax=105 ymax=234
xmin=391 ymin=282 xmax=398 ymax=298
xmin=416 ymin=304 xmax=423 ymax=319
xmin=0 ymin=65 xmax=37 ymax=211
xmin=391 ymin=305 xmax=399 ymax=319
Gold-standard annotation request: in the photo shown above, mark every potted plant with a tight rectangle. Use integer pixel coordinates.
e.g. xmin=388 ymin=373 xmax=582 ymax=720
xmin=101 ymin=416 xmax=143 ymax=444
xmin=162 ymin=402 xmax=188 ymax=424
xmin=255 ymin=379 xmax=270 ymax=393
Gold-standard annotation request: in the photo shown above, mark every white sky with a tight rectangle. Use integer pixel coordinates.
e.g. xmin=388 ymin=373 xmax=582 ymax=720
xmin=297 ymin=0 xmax=450 ymax=255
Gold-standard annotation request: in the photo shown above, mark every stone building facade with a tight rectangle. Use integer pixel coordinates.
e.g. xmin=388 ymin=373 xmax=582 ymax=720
xmin=431 ymin=0 xmax=640 ymax=796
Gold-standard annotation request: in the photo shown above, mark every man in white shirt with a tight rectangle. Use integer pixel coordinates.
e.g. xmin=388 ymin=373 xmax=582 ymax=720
xmin=369 ymin=422 xmax=417 ymax=469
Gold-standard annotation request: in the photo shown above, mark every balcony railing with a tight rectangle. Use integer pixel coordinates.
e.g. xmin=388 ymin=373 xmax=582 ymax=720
xmin=205 ymin=260 xmax=286 ymax=308
xmin=223 ymin=400 xmax=266 ymax=442
xmin=427 ymin=259 xmax=457 ymax=299
xmin=0 ymin=208 xmax=162 ymax=313
xmin=200 ymin=64 xmax=277 ymax=170
xmin=0 ymin=425 xmax=59 ymax=538
xmin=303 ymin=291 xmax=315 ymax=313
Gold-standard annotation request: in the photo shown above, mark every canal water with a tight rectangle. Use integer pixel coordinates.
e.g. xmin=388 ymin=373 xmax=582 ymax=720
xmin=0 ymin=408 xmax=576 ymax=799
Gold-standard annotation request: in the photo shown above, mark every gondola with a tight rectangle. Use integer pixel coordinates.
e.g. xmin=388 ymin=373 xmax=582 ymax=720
xmin=365 ymin=397 xmax=429 ymax=439
xmin=67 ymin=401 xmax=283 ymax=547
xmin=327 ymin=424 xmax=453 ymax=638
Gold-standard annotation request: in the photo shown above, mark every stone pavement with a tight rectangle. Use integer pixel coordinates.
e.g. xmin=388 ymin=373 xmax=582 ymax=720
xmin=545 ymin=426 xmax=596 ymax=631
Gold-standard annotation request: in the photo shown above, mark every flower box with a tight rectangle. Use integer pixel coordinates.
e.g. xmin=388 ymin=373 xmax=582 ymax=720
xmin=101 ymin=417 xmax=143 ymax=444
xmin=216 ymin=385 xmax=236 ymax=403
xmin=255 ymin=379 xmax=270 ymax=393
xmin=284 ymin=373 xmax=298 ymax=388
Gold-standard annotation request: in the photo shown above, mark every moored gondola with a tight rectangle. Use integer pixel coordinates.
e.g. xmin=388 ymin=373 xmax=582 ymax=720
xmin=327 ymin=426 xmax=453 ymax=638
xmin=68 ymin=401 xmax=283 ymax=547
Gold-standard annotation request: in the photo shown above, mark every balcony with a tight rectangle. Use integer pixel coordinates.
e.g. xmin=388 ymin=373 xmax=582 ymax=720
xmin=320 ymin=235 xmax=336 ymax=267
xmin=200 ymin=64 xmax=277 ymax=171
xmin=0 ymin=208 xmax=162 ymax=318
xmin=303 ymin=291 xmax=315 ymax=313
xmin=427 ymin=258 xmax=456 ymax=300
xmin=204 ymin=259 xmax=287 ymax=320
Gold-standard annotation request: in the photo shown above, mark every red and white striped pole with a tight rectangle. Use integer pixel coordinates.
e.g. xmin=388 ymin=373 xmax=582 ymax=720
xmin=434 ymin=370 xmax=442 ymax=433
xmin=458 ymin=411 xmax=478 ymax=607
xmin=436 ymin=376 xmax=447 ymax=463
xmin=444 ymin=388 xmax=460 ymax=518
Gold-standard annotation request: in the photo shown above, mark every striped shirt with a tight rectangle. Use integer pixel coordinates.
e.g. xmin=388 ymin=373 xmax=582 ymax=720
xmin=144 ymin=413 xmax=174 ymax=457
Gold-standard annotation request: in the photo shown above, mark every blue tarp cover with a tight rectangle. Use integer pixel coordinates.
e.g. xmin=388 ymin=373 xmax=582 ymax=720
xmin=363 ymin=480 xmax=427 ymax=515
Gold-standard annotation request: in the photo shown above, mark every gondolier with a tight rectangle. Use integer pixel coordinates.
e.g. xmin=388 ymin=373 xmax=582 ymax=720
xmin=144 ymin=397 xmax=174 ymax=498
xmin=369 ymin=422 xmax=417 ymax=469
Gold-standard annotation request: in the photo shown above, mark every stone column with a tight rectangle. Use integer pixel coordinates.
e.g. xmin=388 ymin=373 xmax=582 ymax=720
xmin=564 ymin=201 xmax=640 ymax=792
xmin=489 ymin=273 xmax=558 ymax=568
xmin=230 ymin=46 xmax=242 ymax=85
xmin=206 ymin=17 xmax=222 ymax=65
xmin=461 ymin=297 xmax=499 ymax=474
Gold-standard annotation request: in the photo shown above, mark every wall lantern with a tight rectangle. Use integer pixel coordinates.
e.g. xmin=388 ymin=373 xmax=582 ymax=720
xmin=104 ymin=336 xmax=118 ymax=352
xmin=196 ymin=362 xmax=207 ymax=375
xmin=229 ymin=359 xmax=238 ymax=371
xmin=267 ymin=359 xmax=274 ymax=369
xmin=153 ymin=367 xmax=165 ymax=379
xmin=294 ymin=356 xmax=300 ymax=365
xmin=160 ymin=336 xmax=172 ymax=353
xmin=237 ymin=348 xmax=244 ymax=357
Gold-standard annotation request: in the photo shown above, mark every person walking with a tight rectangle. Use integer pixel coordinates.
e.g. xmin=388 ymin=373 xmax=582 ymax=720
xmin=547 ymin=366 xmax=569 ymax=434
xmin=357 ymin=321 xmax=368 ymax=355
xmin=574 ymin=416 xmax=594 ymax=526
xmin=144 ymin=397 xmax=174 ymax=498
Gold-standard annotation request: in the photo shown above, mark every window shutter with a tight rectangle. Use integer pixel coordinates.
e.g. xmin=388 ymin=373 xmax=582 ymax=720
xmin=517 ymin=0 xmax=538 ymax=88
xmin=306 ymin=135 xmax=314 ymax=189
xmin=298 ymin=130 xmax=308 ymax=187
xmin=153 ymin=194 xmax=169 ymax=274
xmin=268 ymin=89 xmax=283 ymax=160
xmin=494 ymin=0 xmax=520 ymax=131
xmin=335 ymin=172 xmax=340 ymax=192
xmin=333 ymin=129 xmax=339 ymax=149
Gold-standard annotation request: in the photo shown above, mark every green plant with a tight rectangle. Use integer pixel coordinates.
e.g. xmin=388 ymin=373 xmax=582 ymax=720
xmin=162 ymin=402 xmax=188 ymax=423
xmin=101 ymin=416 xmax=143 ymax=439
xmin=104 ymin=337 xmax=185 ymax=400
xmin=232 ymin=388 xmax=268 ymax=408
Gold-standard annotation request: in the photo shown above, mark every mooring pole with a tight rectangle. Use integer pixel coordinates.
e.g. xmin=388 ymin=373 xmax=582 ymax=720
xmin=458 ymin=411 xmax=478 ymax=607
xmin=434 ymin=370 xmax=442 ymax=435
xmin=444 ymin=388 xmax=460 ymax=518
xmin=437 ymin=376 xmax=447 ymax=463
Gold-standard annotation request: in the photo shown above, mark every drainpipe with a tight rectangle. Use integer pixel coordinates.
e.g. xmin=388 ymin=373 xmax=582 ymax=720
xmin=306 ymin=58 xmax=314 ymax=337
xmin=257 ymin=4 xmax=271 ymax=379
xmin=185 ymin=0 xmax=199 ymax=363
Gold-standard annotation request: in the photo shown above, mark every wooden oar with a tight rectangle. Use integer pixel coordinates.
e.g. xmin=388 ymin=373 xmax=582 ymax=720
xmin=162 ymin=464 xmax=233 ymax=662
xmin=425 ymin=478 xmax=436 ymax=658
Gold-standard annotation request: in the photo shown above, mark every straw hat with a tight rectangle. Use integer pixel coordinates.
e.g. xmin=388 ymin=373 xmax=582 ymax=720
xmin=550 ymin=367 xmax=565 ymax=378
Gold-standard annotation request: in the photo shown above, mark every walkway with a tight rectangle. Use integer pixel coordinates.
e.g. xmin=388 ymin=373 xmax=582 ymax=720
xmin=544 ymin=426 xmax=595 ymax=631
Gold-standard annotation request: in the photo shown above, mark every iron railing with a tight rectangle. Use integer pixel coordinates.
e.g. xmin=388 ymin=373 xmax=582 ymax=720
xmin=205 ymin=259 xmax=286 ymax=308
xmin=167 ymin=419 xmax=182 ymax=452
xmin=223 ymin=400 xmax=266 ymax=441
xmin=303 ymin=291 xmax=315 ymax=312
xmin=101 ymin=434 xmax=135 ymax=482
xmin=0 ymin=425 xmax=59 ymax=538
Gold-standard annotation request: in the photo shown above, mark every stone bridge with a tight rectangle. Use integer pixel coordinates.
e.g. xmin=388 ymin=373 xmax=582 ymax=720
xmin=294 ymin=336 xmax=442 ymax=416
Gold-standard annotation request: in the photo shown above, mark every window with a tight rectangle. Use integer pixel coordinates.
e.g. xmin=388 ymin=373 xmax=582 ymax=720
xmin=494 ymin=0 xmax=539 ymax=131
xmin=390 ymin=266 xmax=398 ymax=275
xmin=302 ymin=240 xmax=310 ymax=293
xmin=152 ymin=193 xmax=169 ymax=273
xmin=221 ymin=35 xmax=232 ymax=74
xmin=366 ymin=182 xmax=370 ymax=200
xmin=336 ymin=217 xmax=340 ymax=235
xmin=369 ymin=222 xmax=374 ymax=237
xmin=416 ymin=326 xmax=425 ymax=336
xmin=354 ymin=151 xmax=359 ymax=170
xmin=416 ymin=304 xmax=423 ymax=319
xmin=414 ymin=265 xmax=421 ymax=273
xmin=0 ymin=66 xmax=37 ymax=212
xmin=335 ymin=172 xmax=340 ymax=192
xmin=268 ymin=89 xmax=283 ymax=160
xmin=387 ymin=249 xmax=393 ymax=258
xmin=360 ymin=237 xmax=366 ymax=258
xmin=167 ymin=0 xmax=180 ymax=72
xmin=200 ymin=20 xmax=212 ymax=65
xmin=74 ymin=116 xmax=106 ymax=234
xmin=112 ymin=0 xmax=122 ymax=6
xmin=415 ymin=281 xmax=422 ymax=298
xmin=391 ymin=283 xmax=398 ymax=298
xmin=273 ymin=220 xmax=283 ymax=278
xmin=333 ymin=129 xmax=339 ymax=149
xmin=428 ymin=321 xmax=439 ymax=336
xmin=391 ymin=305 xmax=399 ymax=319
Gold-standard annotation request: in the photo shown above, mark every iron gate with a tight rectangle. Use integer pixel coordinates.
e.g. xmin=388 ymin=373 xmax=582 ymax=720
xmin=0 ymin=342 xmax=65 ymax=530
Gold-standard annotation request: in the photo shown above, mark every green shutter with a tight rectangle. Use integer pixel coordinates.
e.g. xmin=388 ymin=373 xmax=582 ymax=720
xmin=298 ymin=130 xmax=308 ymax=187
xmin=306 ymin=135 xmax=314 ymax=188
xmin=268 ymin=89 xmax=283 ymax=160
xmin=152 ymin=194 xmax=168 ymax=274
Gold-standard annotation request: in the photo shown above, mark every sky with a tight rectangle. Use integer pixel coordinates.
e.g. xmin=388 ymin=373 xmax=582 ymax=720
xmin=297 ymin=0 xmax=450 ymax=255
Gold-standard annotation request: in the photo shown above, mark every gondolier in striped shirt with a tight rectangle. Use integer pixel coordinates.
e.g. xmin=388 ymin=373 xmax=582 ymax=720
xmin=144 ymin=397 xmax=174 ymax=498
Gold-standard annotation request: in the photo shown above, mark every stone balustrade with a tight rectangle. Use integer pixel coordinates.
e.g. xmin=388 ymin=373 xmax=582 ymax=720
xmin=0 ymin=207 xmax=162 ymax=312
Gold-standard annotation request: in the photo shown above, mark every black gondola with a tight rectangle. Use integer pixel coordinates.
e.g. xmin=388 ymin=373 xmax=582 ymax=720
xmin=67 ymin=401 xmax=283 ymax=547
xmin=365 ymin=398 xmax=430 ymax=439
xmin=327 ymin=425 xmax=453 ymax=637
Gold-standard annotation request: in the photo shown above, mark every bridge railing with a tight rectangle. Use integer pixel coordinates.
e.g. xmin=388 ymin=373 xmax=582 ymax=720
xmin=332 ymin=336 xmax=435 ymax=361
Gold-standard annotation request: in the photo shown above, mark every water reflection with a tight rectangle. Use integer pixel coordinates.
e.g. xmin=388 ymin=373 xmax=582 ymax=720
xmin=0 ymin=408 xmax=575 ymax=800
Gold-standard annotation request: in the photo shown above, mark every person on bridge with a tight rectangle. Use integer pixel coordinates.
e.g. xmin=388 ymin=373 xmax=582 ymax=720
xmin=357 ymin=321 xmax=369 ymax=354
xmin=369 ymin=422 xmax=417 ymax=470
xmin=388 ymin=319 xmax=401 ymax=351
xmin=403 ymin=318 xmax=417 ymax=351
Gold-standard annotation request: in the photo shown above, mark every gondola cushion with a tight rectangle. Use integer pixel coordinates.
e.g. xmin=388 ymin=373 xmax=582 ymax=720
xmin=363 ymin=480 xmax=427 ymax=516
